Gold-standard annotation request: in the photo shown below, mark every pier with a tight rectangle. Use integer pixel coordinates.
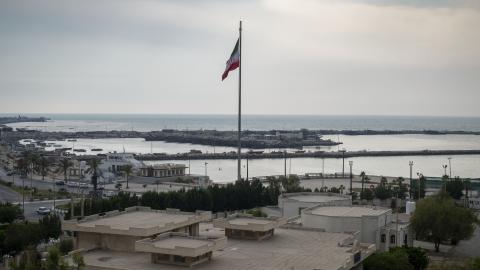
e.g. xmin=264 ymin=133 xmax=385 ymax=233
xmin=134 ymin=149 xmax=480 ymax=161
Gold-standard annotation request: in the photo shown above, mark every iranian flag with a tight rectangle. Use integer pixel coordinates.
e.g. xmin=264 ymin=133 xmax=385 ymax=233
xmin=221 ymin=38 xmax=240 ymax=81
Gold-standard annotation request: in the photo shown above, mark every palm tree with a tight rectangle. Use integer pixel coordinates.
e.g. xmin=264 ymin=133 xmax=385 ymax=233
xmin=38 ymin=156 xmax=50 ymax=181
xmin=59 ymin=158 xmax=73 ymax=182
xmin=121 ymin=165 xmax=133 ymax=189
xmin=86 ymin=158 xmax=101 ymax=194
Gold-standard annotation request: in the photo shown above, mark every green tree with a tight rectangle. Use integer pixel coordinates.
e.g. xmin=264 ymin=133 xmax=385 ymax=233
xmin=445 ymin=177 xmax=464 ymax=200
xmin=86 ymin=158 xmax=101 ymax=194
xmin=364 ymin=248 xmax=414 ymax=270
xmin=411 ymin=192 xmax=477 ymax=252
xmin=361 ymin=188 xmax=374 ymax=200
xmin=38 ymin=156 xmax=51 ymax=181
xmin=45 ymin=247 xmax=69 ymax=270
xmin=374 ymin=185 xmax=392 ymax=200
xmin=58 ymin=158 xmax=73 ymax=182
xmin=39 ymin=214 xmax=62 ymax=240
xmin=72 ymin=253 xmax=85 ymax=270
xmin=411 ymin=175 xmax=426 ymax=200
xmin=391 ymin=247 xmax=429 ymax=270
xmin=0 ymin=203 xmax=22 ymax=223
xmin=280 ymin=175 xmax=301 ymax=193
xmin=120 ymin=165 xmax=133 ymax=189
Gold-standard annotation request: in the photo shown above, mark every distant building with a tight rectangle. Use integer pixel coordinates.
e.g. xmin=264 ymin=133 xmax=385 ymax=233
xmin=140 ymin=163 xmax=186 ymax=178
xmin=278 ymin=192 xmax=352 ymax=218
xmin=213 ymin=213 xmax=287 ymax=241
xmin=301 ymin=205 xmax=412 ymax=251
xmin=99 ymin=152 xmax=144 ymax=173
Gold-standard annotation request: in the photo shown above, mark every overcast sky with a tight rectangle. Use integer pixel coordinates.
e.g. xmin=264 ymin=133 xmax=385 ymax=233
xmin=0 ymin=0 xmax=479 ymax=116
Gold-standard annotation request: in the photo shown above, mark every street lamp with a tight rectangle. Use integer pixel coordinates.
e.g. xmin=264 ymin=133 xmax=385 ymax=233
xmin=283 ymin=151 xmax=287 ymax=179
xmin=340 ymin=149 xmax=346 ymax=177
xmin=409 ymin=161 xmax=414 ymax=199
xmin=448 ymin=157 xmax=452 ymax=178
xmin=416 ymin=172 xmax=423 ymax=200
xmin=348 ymin=160 xmax=353 ymax=194
xmin=442 ymin=165 xmax=448 ymax=177
xmin=204 ymin=162 xmax=208 ymax=177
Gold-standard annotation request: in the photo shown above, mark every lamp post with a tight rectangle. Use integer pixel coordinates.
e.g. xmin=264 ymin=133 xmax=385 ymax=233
xmin=442 ymin=165 xmax=448 ymax=177
xmin=340 ymin=149 xmax=346 ymax=177
xmin=416 ymin=172 xmax=422 ymax=200
xmin=409 ymin=161 xmax=414 ymax=199
xmin=204 ymin=162 xmax=208 ymax=177
xmin=448 ymin=157 xmax=452 ymax=178
xmin=348 ymin=160 xmax=353 ymax=194
xmin=246 ymin=156 xmax=249 ymax=181
xmin=284 ymin=151 xmax=287 ymax=179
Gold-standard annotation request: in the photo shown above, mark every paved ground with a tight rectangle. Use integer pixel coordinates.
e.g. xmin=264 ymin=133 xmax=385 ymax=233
xmin=21 ymin=199 xmax=70 ymax=221
xmin=0 ymin=183 xmax=21 ymax=203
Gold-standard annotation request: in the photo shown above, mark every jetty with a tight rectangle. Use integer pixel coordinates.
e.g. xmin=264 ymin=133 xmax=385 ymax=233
xmin=134 ymin=149 xmax=480 ymax=161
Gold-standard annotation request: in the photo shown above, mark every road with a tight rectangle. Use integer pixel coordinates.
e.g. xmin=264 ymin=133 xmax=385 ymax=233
xmin=0 ymin=184 xmax=21 ymax=203
xmin=21 ymin=199 xmax=70 ymax=221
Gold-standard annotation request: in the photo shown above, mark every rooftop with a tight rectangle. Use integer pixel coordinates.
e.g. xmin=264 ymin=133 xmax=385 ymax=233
xmin=306 ymin=206 xmax=390 ymax=218
xmin=83 ymin=223 xmax=375 ymax=270
xmin=280 ymin=192 xmax=351 ymax=203
xmin=135 ymin=232 xmax=226 ymax=257
xmin=62 ymin=206 xmax=211 ymax=237
xmin=213 ymin=214 xmax=287 ymax=232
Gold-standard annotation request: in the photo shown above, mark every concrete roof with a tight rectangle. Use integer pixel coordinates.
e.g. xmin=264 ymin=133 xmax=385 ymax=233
xmin=213 ymin=214 xmax=287 ymax=232
xmin=307 ymin=206 xmax=390 ymax=218
xmin=135 ymin=232 xmax=226 ymax=257
xmin=62 ymin=206 xmax=211 ymax=237
xmin=83 ymin=223 xmax=376 ymax=270
xmin=280 ymin=192 xmax=351 ymax=203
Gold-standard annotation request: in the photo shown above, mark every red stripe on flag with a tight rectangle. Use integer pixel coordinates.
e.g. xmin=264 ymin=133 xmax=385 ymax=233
xmin=221 ymin=60 xmax=239 ymax=81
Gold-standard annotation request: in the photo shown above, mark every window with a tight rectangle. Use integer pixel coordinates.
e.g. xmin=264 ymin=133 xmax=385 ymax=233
xmin=381 ymin=234 xmax=386 ymax=243
xmin=390 ymin=235 xmax=396 ymax=244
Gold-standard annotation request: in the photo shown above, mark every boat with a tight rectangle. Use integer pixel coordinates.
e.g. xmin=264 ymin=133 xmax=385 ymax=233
xmin=67 ymin=139 xmax=77 ymax=142
xmin=73 ymin=149 xmax=87 ymax=152
xmin=53 ymin=144 xmax=62 ymax=147
xmin=91 ymin=148 xmax=103 ymax=152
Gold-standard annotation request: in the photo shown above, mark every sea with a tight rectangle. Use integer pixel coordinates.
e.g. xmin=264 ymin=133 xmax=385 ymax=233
xmin=5 ymin=114 xmax=480 ymax=182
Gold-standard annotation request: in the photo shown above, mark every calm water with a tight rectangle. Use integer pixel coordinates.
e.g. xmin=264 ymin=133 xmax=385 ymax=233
xmin=8 ymin=114 xmax=480 ymax=181
xmin=5 ymin=114 xmax=480 ymax=132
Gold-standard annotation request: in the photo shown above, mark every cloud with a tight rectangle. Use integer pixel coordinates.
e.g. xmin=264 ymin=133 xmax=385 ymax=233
xmin=0 ymin=0 xmax=479 ymax=116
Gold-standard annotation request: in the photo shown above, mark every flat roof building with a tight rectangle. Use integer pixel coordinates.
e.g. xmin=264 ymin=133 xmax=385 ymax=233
xmin=140 ymin=163 xmax=186 ymax=178
xmin=62 ymin=206 xmax=210 ymax=252
xmin=82 ymin=223 xmax=375 ymax=270
xmin=301 ymin=205 xmax=412 ymax=251
xmin=278 ymin=192 xmax=352 ymax=218
xmin=135 ymin=232 xmax=226 ymax=267
xmin=213 ymin=214 xmax=287 ymax=241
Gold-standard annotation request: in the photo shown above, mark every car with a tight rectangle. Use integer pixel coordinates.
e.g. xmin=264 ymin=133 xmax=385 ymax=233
xmin=36 ymin=207 xmax=51 ymax=215
xmin=66 ymin=181 xmax=79 ymax=187
xmin=55 ymin=180 xmax=65 ymax=186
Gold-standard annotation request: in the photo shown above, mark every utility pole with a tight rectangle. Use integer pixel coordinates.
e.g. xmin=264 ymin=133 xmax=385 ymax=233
xmin=322 ymin=157 xmax=325 ymax=189
xmin=284 ymin=150 xmax=287 ymax=179
xmin=409 ymin=161 xmax=413 ymax=199
xmin=349 ymin=160 xmax=353 ymax=194
xmin=246 ymin=156 xmax=249 ymax=181
xmin=448 ymin=157 xmax=452 ymax=178
xmin=204 ymin=162 xmax=208 ymax=177
xmin=340 ymin=149 xmax=346 ymax=177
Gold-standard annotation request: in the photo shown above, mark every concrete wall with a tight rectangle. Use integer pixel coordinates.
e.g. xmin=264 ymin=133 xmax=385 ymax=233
xmin=280 ymin=199 xmax=352 ymax=218
xmin=301 ymin=210 xmax=392 ymax=244
xmin=77 ymin=232 xmax=144 ymax=252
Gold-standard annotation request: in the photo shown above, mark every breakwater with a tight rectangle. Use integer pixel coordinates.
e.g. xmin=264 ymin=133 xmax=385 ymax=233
xmin=134 ymin=149 xmax=480 ymax=161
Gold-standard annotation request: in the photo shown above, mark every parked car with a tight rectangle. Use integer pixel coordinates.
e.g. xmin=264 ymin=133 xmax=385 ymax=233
xmin=36 ymin=206 xmax=51 ymax=215
xmin=55 ymin=180 xmax=65 ymax=186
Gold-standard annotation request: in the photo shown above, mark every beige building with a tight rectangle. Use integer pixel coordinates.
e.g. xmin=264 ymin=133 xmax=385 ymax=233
xmin=301 ymin=205 xmax=413 ymax=251
xmin=278 ymin=192 xmax=352 ymax=218
xmin=62 ymin=206 xmax=210 ymax=252
xmin=213 ymin=214 xmax=287 ymax=241
xmin=140 ymin=163 xmax=187 ymax=178
xmin=135 ymin=232 xmax=226 ymax=267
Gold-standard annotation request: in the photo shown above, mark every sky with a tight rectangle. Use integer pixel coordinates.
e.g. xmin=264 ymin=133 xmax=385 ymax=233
xmin=0 ymin=0 xmax=479 ymax=116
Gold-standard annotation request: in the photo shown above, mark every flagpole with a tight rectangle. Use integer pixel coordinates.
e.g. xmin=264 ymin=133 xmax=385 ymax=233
xmin=237 ymin=20 xmax=242 ymax=182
